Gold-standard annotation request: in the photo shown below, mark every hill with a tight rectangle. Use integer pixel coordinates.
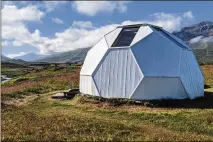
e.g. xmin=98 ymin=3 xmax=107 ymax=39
xmin=173 ymin=21 xmax=213 ymax=43
xmin=1 ymin=54 xmax=29 ymax=66
xmin=14 ymin=53 xmax=47 ymax=62
xmin=173 ymin=21 xmax=213 ymax=64
xmin=36 ymin=48 xmax=90 ymax=63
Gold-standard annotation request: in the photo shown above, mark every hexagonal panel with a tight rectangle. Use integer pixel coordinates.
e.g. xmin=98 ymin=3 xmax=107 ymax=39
xmin=131 ymin=32 xmax=182 ymax=77
xmin=93 ymin=48 xmax=143 ymax=98
xmin=131 ymin=77 xmax=188 ymax=100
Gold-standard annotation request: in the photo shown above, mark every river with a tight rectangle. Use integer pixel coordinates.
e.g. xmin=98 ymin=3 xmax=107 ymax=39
xmin=1 ymin=75 xmax=12 ymax=84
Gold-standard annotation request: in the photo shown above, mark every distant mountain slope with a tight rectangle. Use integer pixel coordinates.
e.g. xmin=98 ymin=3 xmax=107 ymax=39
xmin=173 ymin=21 xmax=213 ymax=43
xmin=173 ymin=21 xmax=213 ymax=64
xmin=36 ymin=48 xmax=90 ymax=63
xmin=1 ymin=54 xmax=11 ymax=62
xmin=14 ymin=53 xmax=47 ymax=62
xmin=1 ymin=54 xmax=29 ymax=65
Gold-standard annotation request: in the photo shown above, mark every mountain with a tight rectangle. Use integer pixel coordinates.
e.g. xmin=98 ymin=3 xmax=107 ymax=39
xmin=173 ymin=21 xmax=213 ymax=64
xmin=36 ymin=48 xmax=90 ymax=63
xmin=173 ymin=21 xmax=213 ymax=43
xmin=1 ymin=54 xmax=29 ymax=65
xmin=14 ymin=53 xmax=47 ymax=62
xmin=1 ymin=54 xmax=11 ymax=62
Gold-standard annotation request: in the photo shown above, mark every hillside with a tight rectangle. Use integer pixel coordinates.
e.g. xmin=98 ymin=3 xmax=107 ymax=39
xmin=173 ymin=21 xmax=213 ymax=43
xmin=1 ymin=54 xmax=29 ymax=66
xmin=173 ymin=21 xmax=213 ymax=64
xmin=36 ymin=48 xmax=90 ymax=63
xmin=14 ymin=53 xmax=47 ymax=62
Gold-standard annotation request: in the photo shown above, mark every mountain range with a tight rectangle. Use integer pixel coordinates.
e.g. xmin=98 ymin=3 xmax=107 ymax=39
xmin=2 ymin=21 xmax=213 ymax=64
xmin=14 ymin=53 xmax=47 ymax=62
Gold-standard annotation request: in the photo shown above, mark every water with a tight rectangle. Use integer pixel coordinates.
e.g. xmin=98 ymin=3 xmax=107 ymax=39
xmin=1 ymin=75 xmax=12 ymax=83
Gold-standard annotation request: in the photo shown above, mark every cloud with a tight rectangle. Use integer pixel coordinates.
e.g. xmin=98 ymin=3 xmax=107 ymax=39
xmin=72 ymin=1 xmax=129 ymax=16
xmin=72 ymin=21 xmax=94 ymax=29
xmin=189 ymin=36 xmax=213 ymax=49
xmin=2 ymin=4 xmax=195 ymax=55
xmin=183 ymin=11 xmax=194 ymax=19
xmin=52 ymin=17 xmax=64 ymax=24
xmin=2 ymin=5 xmax=45 ymax=24
xmin=149 ymin=12 xmax=184 ymax=32
xmin=2 ymin=41 xmax=10 ymax=46
xmin=2 ymin=1 xmax=14 ymax=7
xmin=190 ymin=36 xmax=213 ymax=44
xmin=7 ymin=52 xmax=28 ymax=58
xmin=42 ymin=1 xmax=68 ymax=12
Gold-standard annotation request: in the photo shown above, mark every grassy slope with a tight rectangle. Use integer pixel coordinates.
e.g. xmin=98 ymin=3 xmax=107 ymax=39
xmin=1 ymin=65 xmax=213 ymax=141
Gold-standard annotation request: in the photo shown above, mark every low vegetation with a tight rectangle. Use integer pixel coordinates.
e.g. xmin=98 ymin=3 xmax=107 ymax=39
xmin=1 ymin=63 xmax=213 ymax=141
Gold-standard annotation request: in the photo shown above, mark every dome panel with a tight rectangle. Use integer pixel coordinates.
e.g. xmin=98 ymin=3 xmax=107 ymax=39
xmin=80 ymin=37 xmax=109 ymax=75
xmin=130 ymin=26 xmax=153 ymax=46
xmin=179 ymin=50 xmax=204 ymax=99
xmin=131 ymin=32 xmax=182 ymax=77
xmin=161 ymin=29 xmax=190 ymax=50
xmin=80 ymin=75 xmax=99 ymax=96
xmin=131 ymin=77 xmax=188 ymax=100
xmin=105 ymin=28 xmax=122 ymax=47
xmin=93 ymin=48 xmax=143 ymax=98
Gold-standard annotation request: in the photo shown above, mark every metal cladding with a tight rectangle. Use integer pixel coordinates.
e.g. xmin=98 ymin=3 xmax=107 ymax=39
xmin=80 ymin=24 xmax=204 ymax=100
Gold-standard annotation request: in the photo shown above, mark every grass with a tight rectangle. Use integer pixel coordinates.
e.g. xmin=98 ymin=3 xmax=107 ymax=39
xmin=2 ymin=93 xmax=213 ymax=141
xmin=201 ymin=65 xmax=213 ymax=87
xmin=1 ymin=64 xmax=213 ymax=141
xmin=1 ymin=68 xmax=30 ymax=78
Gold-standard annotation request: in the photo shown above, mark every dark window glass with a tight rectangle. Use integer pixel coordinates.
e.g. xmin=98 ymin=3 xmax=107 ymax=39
xmin=112 ymin=27 xmax=139 ymax=47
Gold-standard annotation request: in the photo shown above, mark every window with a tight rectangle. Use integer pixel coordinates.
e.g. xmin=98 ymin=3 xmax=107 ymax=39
xmin=112 ymin=27 xmax=140 ymax=47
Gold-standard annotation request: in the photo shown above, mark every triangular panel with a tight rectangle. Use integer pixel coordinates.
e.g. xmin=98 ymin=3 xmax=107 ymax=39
xmin=130 ymin=26 xmax=153 ymax=46
xmin=105 ymin=28 xmax=122 ymax=48
xmin=131 ymin=32 xmax=182 ymax=77
xmin=80 ymin=38 xmax=109 ymax=75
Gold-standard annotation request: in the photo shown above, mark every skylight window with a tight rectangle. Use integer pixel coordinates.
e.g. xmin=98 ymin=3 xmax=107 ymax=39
xmin=112 ymin=27 xmax=140 ymax=47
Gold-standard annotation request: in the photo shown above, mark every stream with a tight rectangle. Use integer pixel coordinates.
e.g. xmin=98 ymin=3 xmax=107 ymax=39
xmin=1 ymin=75 xmax=12 ymax=84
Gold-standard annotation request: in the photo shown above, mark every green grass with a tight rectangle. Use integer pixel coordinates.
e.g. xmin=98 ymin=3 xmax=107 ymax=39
xmin=2 ymin=93 xmax=213 ymax=141
xmin=2 ymin=64 xmax=213 ymax=141
xmin=66 ymin=64 xmax=77 ymax=73
xmin=1 ymin=68 xmax=30 ymax=78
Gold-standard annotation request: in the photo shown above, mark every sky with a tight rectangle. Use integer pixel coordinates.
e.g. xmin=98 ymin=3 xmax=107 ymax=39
xmin=2 ymin=1 xmax=213 ymax=58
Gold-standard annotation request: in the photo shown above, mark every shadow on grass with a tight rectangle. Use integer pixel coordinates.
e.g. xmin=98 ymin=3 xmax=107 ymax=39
xmin=143 ymin=91 xmax=213 ymax=109
xmin=80 ymin=91 xmax=213 ymax=109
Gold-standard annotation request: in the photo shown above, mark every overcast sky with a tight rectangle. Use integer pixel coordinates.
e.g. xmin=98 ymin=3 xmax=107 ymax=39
xmin=2 ymin=1 xmax=213 ymax=58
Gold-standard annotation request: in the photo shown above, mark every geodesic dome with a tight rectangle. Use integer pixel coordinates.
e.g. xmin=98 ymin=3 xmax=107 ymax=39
xmin=80 ymin=24 xmax=204 ymax=100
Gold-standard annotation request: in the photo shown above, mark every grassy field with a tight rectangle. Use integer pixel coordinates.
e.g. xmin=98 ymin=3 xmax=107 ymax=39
xmin=1 ymin=64 xmax=213 ymax=141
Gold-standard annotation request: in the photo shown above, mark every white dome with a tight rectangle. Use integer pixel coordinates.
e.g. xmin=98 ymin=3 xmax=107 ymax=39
xmin=80 ymin=24 xmax=204 ymax=100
